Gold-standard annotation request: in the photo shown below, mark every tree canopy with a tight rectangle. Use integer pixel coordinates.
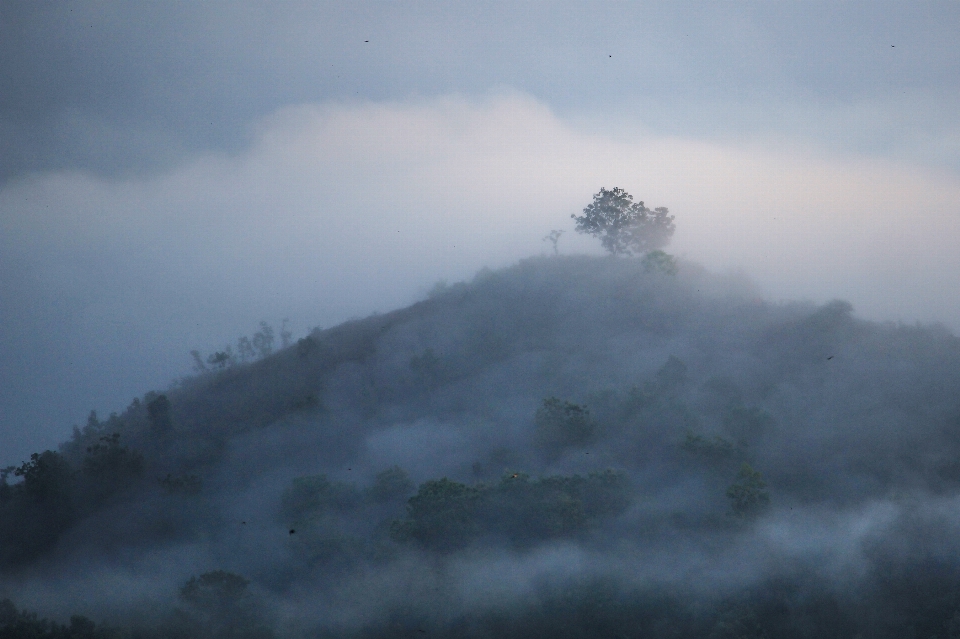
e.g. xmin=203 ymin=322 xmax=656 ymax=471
xmin=572 ymin=187 xmax=674 ymax=256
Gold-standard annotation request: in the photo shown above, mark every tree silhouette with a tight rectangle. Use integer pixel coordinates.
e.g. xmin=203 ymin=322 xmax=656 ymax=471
xmin=542 ymin=229 xmax=564 ymax=255
xmin=572 ymin=187 xmax=674 ymax=256
xmin=252 ymin=322 xmax=275 ymax=359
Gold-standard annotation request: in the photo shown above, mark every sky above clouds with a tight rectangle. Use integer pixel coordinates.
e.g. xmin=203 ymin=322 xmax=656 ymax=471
xmin=2 ymin=1 xmax=959 ymax=464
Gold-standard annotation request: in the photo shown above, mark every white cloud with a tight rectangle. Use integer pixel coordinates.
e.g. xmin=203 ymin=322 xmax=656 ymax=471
xmin=2 ymin=90 xmax=959 ymax=461
xmin=9 ymin=90 xmax=958 ymax=325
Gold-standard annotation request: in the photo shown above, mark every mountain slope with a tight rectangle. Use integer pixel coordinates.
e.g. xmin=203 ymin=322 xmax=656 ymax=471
xmin=3 ymin=255 xmax=960 ymax=638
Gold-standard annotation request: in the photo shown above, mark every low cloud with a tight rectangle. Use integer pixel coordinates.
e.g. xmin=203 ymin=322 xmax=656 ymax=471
xmin=1 ymin=91 xmax=959 ymax=462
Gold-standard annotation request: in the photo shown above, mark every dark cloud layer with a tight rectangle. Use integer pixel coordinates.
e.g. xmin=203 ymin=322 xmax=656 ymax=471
xmin=3 ymin=1 xmax=960 ymax=184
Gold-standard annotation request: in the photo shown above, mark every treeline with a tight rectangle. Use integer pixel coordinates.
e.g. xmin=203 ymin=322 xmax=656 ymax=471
xmin=190 ymin=320 xmax=296 ymax=372
xmin=0 ymin=599 xmax=113 ymax=639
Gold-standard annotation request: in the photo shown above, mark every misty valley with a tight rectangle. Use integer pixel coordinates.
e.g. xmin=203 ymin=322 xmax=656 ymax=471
xmin=3 ymin=254 xmax=960 ymax=638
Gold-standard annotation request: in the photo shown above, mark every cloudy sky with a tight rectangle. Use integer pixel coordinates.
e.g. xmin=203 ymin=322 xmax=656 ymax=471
xmin=2 ymin=1 xmax=959 ymax=464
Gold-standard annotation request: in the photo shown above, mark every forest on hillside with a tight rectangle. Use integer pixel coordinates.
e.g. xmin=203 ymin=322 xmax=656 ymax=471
xmin=3 ymin=252 xmax=960 ymax=638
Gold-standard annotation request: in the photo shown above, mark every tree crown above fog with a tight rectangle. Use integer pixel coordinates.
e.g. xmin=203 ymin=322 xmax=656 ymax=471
xmin=572 ymin=187 xmax=675 ymax=256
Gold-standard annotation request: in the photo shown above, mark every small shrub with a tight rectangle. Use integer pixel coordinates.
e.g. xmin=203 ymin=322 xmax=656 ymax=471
xmin=641 ymin=249 xmax=678 ymax=275
xmin=726 ymin=464 xmax=770 ymax=519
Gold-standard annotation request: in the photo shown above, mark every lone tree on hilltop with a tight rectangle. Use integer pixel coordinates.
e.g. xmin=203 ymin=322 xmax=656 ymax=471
xmin=572 ymin=187 xmax=674 ymax=256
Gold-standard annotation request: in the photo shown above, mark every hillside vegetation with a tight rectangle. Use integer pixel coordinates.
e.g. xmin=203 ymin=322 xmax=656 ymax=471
xmin=3 ymin=255 xmax=960 ymax=638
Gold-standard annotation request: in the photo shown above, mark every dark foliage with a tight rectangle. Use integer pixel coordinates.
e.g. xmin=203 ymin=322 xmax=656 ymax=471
xmin=0 ymin=599 xmax=112 ymax=639
xmin=0 ymin=451 xmax=74 ymax=567
xmin=0 ymin=433 xmax=147 ymax=568
xmin=390 ymin=478 xmax=482 ymax=552
xmin=571 ymin=187 xmax=675 ymax=256
xmin=391 ymin=470 xmax=631 ymax=551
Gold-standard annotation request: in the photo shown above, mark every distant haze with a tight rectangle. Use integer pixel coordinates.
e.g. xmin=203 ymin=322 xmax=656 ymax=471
xmin=1 ymin=1 xmax=959 ymax=465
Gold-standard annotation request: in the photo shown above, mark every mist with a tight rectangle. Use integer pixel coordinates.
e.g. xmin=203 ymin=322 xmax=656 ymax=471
xmin=3 ymin=3 xmax=960 ymax=637
xmin=4 ymin=0 xmax=960 ymax=464
xmin=3 ymin=93 xmax=960 ymax=464
xmin=3 ymin=255 xmax=960 ymax=638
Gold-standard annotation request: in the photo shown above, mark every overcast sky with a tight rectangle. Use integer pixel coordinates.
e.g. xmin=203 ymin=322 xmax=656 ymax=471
xmin=2 ymin=1 xmax=959 ymax=465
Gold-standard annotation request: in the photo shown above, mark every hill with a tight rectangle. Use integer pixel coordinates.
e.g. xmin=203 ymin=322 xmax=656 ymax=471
xmin=3 ymin=255 xmax=960 ymax=638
